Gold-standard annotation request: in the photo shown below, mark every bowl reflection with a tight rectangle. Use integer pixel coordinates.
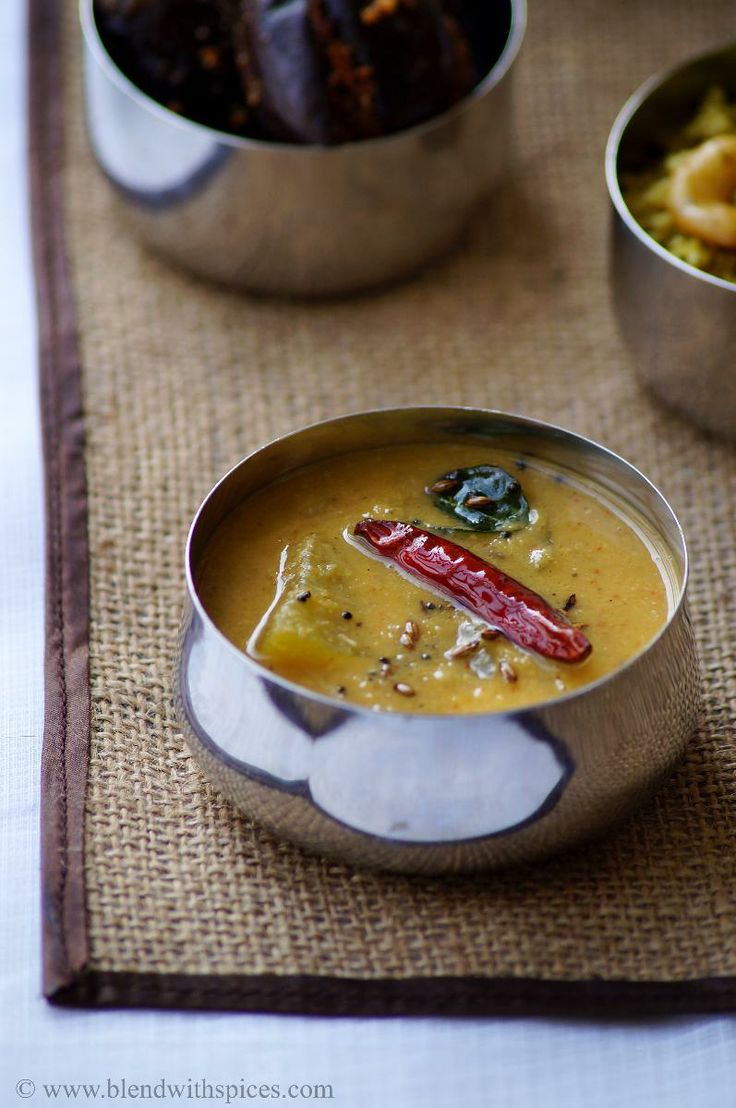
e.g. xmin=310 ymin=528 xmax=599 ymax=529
xmin=81 ymin=0 xmax=525 ymax=296
xmin=175 ymin=407 xmax=701 ymax=874
xmin=606 ymin=44 xmax=736 ymax=438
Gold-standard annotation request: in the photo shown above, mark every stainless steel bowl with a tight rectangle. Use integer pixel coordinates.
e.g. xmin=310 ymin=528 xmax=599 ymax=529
xmin=606 ymin=45 xmax=736 ymax=438
xmin=80 ymin=0 xmax=525 ymax=297
xmin=175 ymin=407 xmax=701 ymax=874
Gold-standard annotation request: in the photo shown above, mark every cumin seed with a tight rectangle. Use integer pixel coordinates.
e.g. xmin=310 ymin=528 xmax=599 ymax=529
xmin=393 ymin=682 xmax=415 ymax=697
xmin=428 ymin=478 xmax=459 ymax=495
xmin=464 ymin=494 xmax=495 ymax=510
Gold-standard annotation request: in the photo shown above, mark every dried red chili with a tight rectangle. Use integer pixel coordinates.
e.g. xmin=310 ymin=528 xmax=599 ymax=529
xmin=353 ymin=520 xmax=592 ymax=665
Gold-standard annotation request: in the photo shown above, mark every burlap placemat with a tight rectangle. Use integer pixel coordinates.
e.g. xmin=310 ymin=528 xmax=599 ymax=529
xmin=34 ymin=0 xmax=736 ymax=1014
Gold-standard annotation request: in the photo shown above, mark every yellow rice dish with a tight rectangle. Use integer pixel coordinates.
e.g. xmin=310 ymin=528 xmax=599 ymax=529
xmin=623 ymin=87 xmax=736 ymax=282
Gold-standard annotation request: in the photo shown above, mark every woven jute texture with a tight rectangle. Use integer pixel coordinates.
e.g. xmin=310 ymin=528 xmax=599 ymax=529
xmin=49 ymin=0 xmax=736 ymax=1008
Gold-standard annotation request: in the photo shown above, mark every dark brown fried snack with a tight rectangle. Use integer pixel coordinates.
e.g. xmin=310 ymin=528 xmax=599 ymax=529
xmin=96 ymin=0 xmax=253 ymax=134
xmin=312 ymin=0 xmax=475 ymax=139
xmin=223 ymin=0 xmax=330 ymax=142
xmin=95 ymin=0 xmax=508 ymax=143
xmin=228 ymin=0 xmax=477 ymax=143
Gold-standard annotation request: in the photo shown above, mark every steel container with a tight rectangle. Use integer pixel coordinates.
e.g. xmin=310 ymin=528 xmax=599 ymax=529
xmin=606 ymin=45 xmax=736 ymax=438
xmin=80 ymin=0 xmax=525 ymax=296
xmin=175 ymin=407 xmax=701 ymax=874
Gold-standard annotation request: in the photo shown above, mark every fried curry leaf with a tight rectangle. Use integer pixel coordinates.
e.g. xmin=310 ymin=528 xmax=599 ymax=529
xmin=427 ymin=465 xmax=530 ymax=532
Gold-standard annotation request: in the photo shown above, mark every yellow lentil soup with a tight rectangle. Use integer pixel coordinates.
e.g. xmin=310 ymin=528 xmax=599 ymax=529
xmin=196 ymin=443 xmax=671 ymax=714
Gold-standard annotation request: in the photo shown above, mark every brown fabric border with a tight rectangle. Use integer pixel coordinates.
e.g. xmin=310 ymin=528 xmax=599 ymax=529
xmin=30 ymin=0 xmax=91 ymax=998
xmin=49 ymin=972 xmax=736 ymax=1018
xmin=30 ymin=0 xmax=736 ymax=1016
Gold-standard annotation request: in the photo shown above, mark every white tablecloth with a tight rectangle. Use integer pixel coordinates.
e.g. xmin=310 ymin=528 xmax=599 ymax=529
xmin=2 ymin=2 xmax=735 ymax=1103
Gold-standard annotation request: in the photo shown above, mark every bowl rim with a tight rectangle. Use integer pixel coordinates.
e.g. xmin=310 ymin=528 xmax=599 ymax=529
xmin=80 ymin=0 xmax=527 ymax=154
xmin=183 ymin=405 xmax=690 ymax=723
xmin=605 ymin=41 xmax=736 ymax=294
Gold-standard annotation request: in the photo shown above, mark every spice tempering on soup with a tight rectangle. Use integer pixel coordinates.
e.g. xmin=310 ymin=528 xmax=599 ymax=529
xmin=196 ymin=444 xmax=670 ymax=713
